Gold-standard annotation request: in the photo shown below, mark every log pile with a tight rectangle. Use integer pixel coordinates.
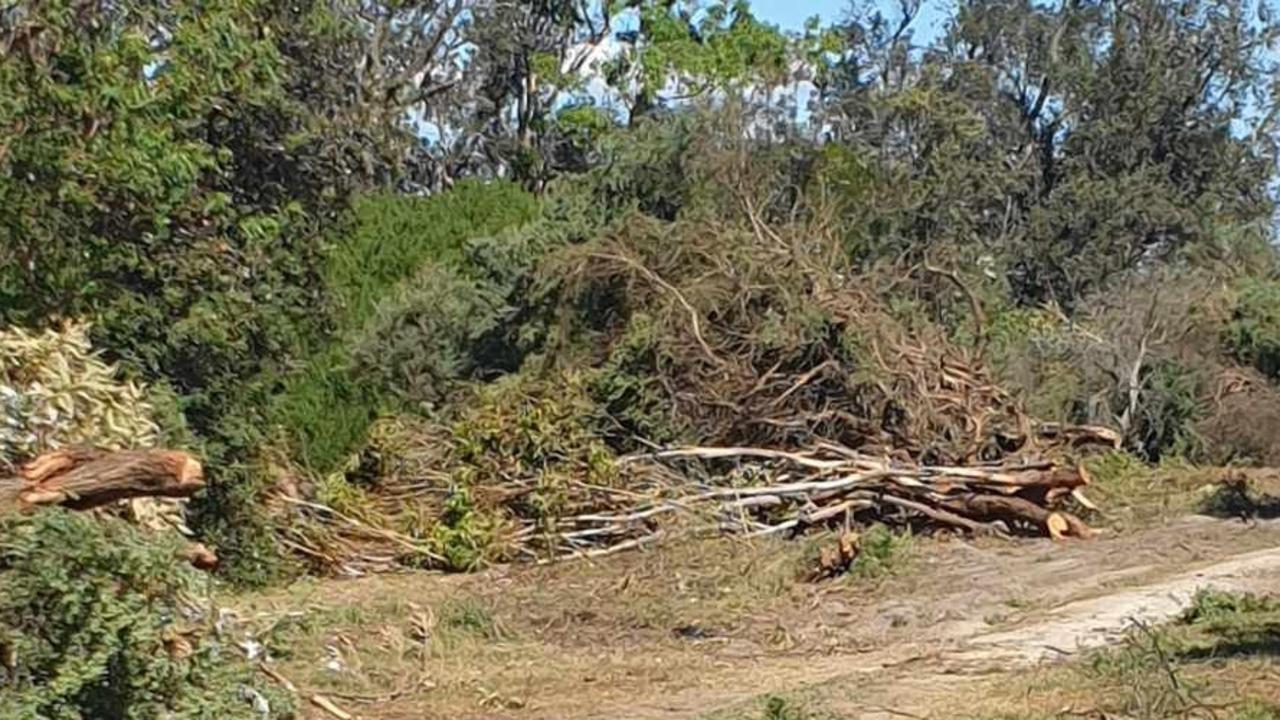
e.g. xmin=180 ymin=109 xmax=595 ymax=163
xmin=530 ymin=444 xmax=1103 ymax=561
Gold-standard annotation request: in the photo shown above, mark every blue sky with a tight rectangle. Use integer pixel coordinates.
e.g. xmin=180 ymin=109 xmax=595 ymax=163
xmin=751 ymin=0 xmax=953 ymax=40
xmin=749 ymin=0 xmax=846 ymax=28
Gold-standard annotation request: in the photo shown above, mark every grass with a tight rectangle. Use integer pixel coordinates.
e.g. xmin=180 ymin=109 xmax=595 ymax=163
xmin=1081 ymin=451 xmax=1213 ymax=530
xmin=849 ymin=524 xmax=914 ymax=580
xmin=761 ymin=695 xmax=817 ymax=720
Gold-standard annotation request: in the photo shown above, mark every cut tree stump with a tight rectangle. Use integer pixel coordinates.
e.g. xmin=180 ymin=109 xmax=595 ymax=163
xmin=0 ymin=448 xmax=204 ymax=513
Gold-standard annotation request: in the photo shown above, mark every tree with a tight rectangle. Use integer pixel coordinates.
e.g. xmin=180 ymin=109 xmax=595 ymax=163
xmin=817 ymin=0 xmax=1278 ymax=307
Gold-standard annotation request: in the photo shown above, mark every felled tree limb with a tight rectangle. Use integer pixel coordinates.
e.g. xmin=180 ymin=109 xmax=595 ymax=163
xmin=0 ymin=448 xmax=204 ymax=513
xmin=938 ymin=493 xmax=1094 ymax=539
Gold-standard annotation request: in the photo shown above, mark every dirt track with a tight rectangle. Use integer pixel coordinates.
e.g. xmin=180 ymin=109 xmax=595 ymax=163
xmin=245 ymin=513 xmax=1280 ymax=720
xmin=609 ymin=515 xmax=1280 ymax=720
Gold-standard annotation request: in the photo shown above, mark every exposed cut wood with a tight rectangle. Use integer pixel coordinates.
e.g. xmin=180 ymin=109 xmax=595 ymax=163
xmin=0 ymin=448 xmax=204 ymax=514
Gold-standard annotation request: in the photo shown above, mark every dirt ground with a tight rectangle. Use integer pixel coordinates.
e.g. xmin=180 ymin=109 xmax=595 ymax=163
xmin=230 ymin=470 xmax=1280 ymax=720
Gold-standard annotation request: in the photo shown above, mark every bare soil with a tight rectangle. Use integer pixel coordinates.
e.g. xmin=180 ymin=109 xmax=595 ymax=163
xmin=231 ymin=480 xmax=1280 ymax=720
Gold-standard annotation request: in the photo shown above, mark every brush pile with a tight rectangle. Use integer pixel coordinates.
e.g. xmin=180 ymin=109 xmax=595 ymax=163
xmin=565 ymin=442 xmax=1109 ymax=558
xmin=267 ymin=214 xmax=1126 ymax=575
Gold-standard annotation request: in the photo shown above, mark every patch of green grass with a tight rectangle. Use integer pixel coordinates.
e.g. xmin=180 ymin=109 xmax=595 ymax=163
xmin=1231 ymin=700 xmax=1280 ymax=720
xmin=433 ymin=597 xmax=507 ymax=651
xmin=1080 ymin=591 xmax=1280 ymax=719
xmin=1085 ymin=450 xmax=1151 ymax=492
xmin=1082 ymin=451 xmax=1210 ymax=528
xmin=851 ymin=524 xmax=914 ymax=579
xmin=762 ymin=695 xmax=810 ymax=720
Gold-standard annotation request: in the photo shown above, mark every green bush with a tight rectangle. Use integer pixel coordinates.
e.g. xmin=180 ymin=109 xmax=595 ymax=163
xmin=351 ymin=264 xmax=508 ymax=410
xmin=268 ymin=183 xmax=541 ymax=474
xmin=1226 ymin=277 xmax=1280 ymax=381
xmin=0 ymin=511 xmax=293 ymax=719
xmin=1130 ymin=361 xmax=1204 ymax=461
xmin=449 ymin=372 xmax=618 ymax=520
xmin=327 ymin=182 xmax=540 ymax=329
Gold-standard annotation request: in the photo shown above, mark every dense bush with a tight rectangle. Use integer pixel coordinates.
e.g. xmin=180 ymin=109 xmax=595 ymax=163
xmin=327 ymin=182 xmax=540 ymax=328
xmin=0 ymin=0 xmax=342 ymax=441
xmin=0 ymin=512 xmax=293 ymax=719
xmin=351 ymin=264 xmax=507 ymax=410
xmin=268 ymin=182 xmax=541 ymax=474
xmin=1226 ymin=277 xmax=1280 ymax=381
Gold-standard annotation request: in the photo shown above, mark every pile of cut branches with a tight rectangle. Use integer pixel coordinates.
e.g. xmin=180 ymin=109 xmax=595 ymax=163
xmin=555 ymin=216 xmax=1103 ymax=465
xmin=550 ymin=443 xmax=1108 ymax=561
xmin=268 ymin=426 xmax=1116 ymax=575
xmin=269 ymin=213 xmax=1128 ymax=575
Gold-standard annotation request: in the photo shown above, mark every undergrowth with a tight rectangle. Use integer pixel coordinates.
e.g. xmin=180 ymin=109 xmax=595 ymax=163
xmin=1064 ymin=590 xmax=1279 ymax=720
xmin=0 ymin=512 xmax=293 ymax=720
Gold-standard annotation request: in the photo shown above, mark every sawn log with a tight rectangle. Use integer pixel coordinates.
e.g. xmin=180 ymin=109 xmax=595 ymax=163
xmin=0 ymin=448 xmax=205 ymax=513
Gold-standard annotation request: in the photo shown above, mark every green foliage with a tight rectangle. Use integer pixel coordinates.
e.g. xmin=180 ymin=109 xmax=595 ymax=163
xmin=1226 ymin=277 xmax=1280 ymax=380
xmin=633 ymin=1 xmax=790 ymax=100
xmin=0 ymin=0 xmax=340 ymax=439
xmin=269 ymin=182 xmax=540 ymax=474
xmin=1085 ymin=451 xmax=1151 ymax=489
xmin=0 ymin=512 xmax=293 ymax=719
xmin=0 ymin=323 xmax=158 ymax=466
xmin=327 ymin=182 xmax=539 ymax=329
xmin=438 ymin=598 xmax=503 ymax=642
xmin=449 ymin=373 xmax=618 ymax=520
xmin=761 ymin=695 xmax=809 ymax=720
xmin=427 ymin=486 xmax=501 ymax=572
xmin=267 ymin=346 xmax=383 ymax=474
xmin=1181 ymin=589 xmax=1280 ymax=627
xmin=850 ymin=525 xmax=914 ymax=580
xmin=351 ymin=263 xmax=506 ymax=410
xmin=1131 ymin=361 xmax=1204 ymax=462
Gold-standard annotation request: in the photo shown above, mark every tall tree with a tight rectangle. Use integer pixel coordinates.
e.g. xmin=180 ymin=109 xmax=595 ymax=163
xmin=817 ymin=0 xmax=1279 ymax=306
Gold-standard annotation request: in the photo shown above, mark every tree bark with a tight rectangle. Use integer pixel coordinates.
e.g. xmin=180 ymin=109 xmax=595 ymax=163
xmin=0 ymin=448 xmax=204 ymax=513
xmin=939 ymin=493 xmax=1093 ymax=539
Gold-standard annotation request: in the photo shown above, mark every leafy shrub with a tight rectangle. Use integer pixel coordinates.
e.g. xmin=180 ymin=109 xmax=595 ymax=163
xmin=351 ymin=264 xmax=507 ymax=410
xmin=269 ymin=183 xmax=541 ymax=474
xmin=266 ymin=346 xmax=384 ymax=474
xmin=1226 ymin=277 xmax=1280 ymax=381
xmin=425 ymin=486 xmax=502 ymax=572
xmin=327 ymin=182 xmax=539 ymax=329
xmin=337 ymin=372 xmax=622 ymax=571
xmin=449 ymin=372 xmax=618 ymax=521
xmin=0 ymin=323 xmax=158 ymax=467
xmin=0 ymin=511 xmax=293 ymax=719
